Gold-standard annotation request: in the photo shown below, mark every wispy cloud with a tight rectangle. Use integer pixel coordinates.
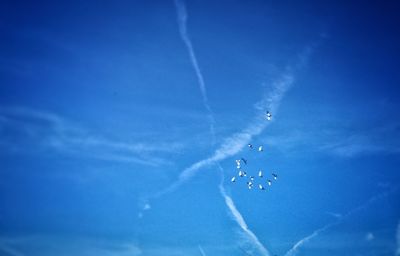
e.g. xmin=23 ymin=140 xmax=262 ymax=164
xmin=284 ymin=223 xmax=335 ymax=256
xmin=84 ymin=244 xmax=142 ymax=256
xmin=0 ymin=235 xmax=142 ymax=256
xmin=284 ymin=187 xmax=398 ymax=256
xmin=0 ymin=106 xmax=182 ymax=167
xmin=198 ymin=245 xmax=206 ymax=256
xmin=219 ymin=181 xmax=271 ymax=256
xmin=174 ymin=0 xmax=216 ymax=139
xmin=318 ymin=131 xmax=400 ymax=157
xmin=263 ymin=113 xmax=400 ymax=158
xmin=325 ymin=211 xmax=342 ymax=219
xmin=365 ymin=232 xmax=375 ymax=242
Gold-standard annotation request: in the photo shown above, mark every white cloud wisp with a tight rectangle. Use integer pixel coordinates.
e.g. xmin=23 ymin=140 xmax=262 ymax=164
xmin=0 ymin=106 xmax=181 ymax=167
xmin=174 ymin=0 xmax=216 ymax=139
xmin=198 ymin=245 xmax=207 ymax=256
xmin=219 ymin=180 xmax=271 ymax=256
xmin=284 ymin=187 xmax=398 ymax=256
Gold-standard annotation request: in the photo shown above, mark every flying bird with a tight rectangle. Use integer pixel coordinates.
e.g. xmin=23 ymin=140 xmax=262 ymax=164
xmin=266 ymin=111 xmax=272 ymax=120
xmin=241 ymin=158 xmax=247 ymax=165
xmin=272 ymin=173 xmax=278 ymax=180
xmin=258 ymin=146 xmax=263 ymax=152
xmin=258 ymin=184 xmax=265 ymax=190
xmin=248 ymin=144 xmax=253 ymax=149
xmin=267 ymin=179 xmax=272 ymax=186
xmin=258 ymin=170 xmax=263 ymax=177
xmin=231 ymin=176 xmax=236 ymax=182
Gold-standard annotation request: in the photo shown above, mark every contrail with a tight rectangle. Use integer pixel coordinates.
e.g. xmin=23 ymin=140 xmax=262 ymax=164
xmin=284 ymin=187 xmax=398 ymax=256
xmin=218 ymin=165 xmax=271 ymax=256
xmin=198 ymin=245 xmax=206 ymax=256
xmin=284 ymin=223 xmax=336 ymax=256
xmin=174 ymin=0 xmax=216 ymax=138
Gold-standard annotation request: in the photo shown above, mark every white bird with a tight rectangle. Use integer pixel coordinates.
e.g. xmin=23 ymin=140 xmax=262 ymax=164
xmin=266 ymin=111 xmax=272 ymax=120
xmin=258 ymin=146 xmax=263 ymax=152
xmin=258 ymin=170 xmax=263 ymax=177
xmin=231 ymin=176 xmax=236 ymax=182
xmin=258 ymin=184 xmax=265 ymax=190
xmin=272 ymin=173 xmax=278 ymax=180
xmin=235 ymin=159 xmax=241 ymax=165
xmin=248 ymin=144 xmax=253 ymax=149
xmin=250 ymin=176 xmax=254 ymax=181
xmin=238 ymin=170 xmax=247 ymax=177
xmin=267 ymin=179 xmax=272 ymax=186
xmin=247 ymin=181 xmax=253 ymax=189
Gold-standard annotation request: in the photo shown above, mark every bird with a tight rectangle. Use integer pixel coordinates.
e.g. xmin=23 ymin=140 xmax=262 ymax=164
xmin=266 ymin=111 xmax=272 ymax=120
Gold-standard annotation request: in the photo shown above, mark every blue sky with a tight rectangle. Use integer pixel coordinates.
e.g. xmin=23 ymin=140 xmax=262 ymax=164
xmin=1 ymin=0 xmax=400 ymax=255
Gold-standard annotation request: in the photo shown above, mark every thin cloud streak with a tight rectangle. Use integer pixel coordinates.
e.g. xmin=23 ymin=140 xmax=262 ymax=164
xmin=325 ymin=211 xmax=342 ymax=219
xmin=0 ymin=236 xmax=142 ymax=256
xmin=219 ymin=179 xmax=271 ymax=256
xmin=218 ymin=164 xmax=270 ymax=256
xmin=263 ymin=115 xmax=400 ymax=158
xmin=0 ymin=106 xmax=181 ymax=167
xmin=174 ymin=0 xmax=216 ymax=138
xmin=219 ymin=172 xmax=270 ymax=256
xmin=284 ymin=187 xmax=398 ymax=256
xmin=198 ymin=245 xmax=206 ymax=256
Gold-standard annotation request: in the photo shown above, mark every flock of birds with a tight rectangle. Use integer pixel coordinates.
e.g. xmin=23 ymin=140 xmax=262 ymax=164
xmin=231 ymin=111 xmax=278 ymax=191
